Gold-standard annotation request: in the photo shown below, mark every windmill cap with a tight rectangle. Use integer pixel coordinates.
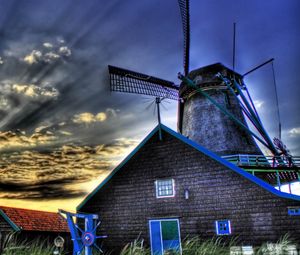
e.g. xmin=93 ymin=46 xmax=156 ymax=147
xmin=188 ymin=63 xmax=242 ymax=79
xmin=179 ymin=62 xmax=244 ymax=97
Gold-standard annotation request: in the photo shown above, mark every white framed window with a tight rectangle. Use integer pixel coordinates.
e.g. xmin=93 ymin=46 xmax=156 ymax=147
xmin=155 ymin=179 xmax=175 ymax=198
xmin=215 ymin=220 xmax=231 ymax=235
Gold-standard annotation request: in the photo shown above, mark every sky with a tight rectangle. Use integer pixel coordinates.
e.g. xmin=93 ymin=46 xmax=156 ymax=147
xmin=0 ymin=0 xmax=299 ymax=212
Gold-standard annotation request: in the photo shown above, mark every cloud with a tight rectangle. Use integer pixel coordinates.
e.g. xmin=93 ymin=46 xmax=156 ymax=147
xmin=57 ymin=38 xmax=65 ymax=44
xmin=288 ymin=127 xmax=300 ymax=137
xmin=106 ymin=108 xmax=119 ymax=118
xmin=0 ymin=138 xmax=138 ymax=200
xmin=0 ymin=130 xmax=57 ymax=150
xmin=0 ymin=181 xmax=87 ymax=199
xmin=23 ymin=50 xmax=43 ymax=64
xmin=11 ymin=83 xmax=59 ymax=99
xmin=43 ymin=42 xmax=53 ymax=48
xmin=0 ymin=95 xmax=11 ymax=111
xmin=72 ymin=112 xmax=107 ymax=124
xmin=72 ymin=108 xmax=119 ymax=125
xmin=23 ymin=42 xmax=71 ymax=65
xmin=59 ymin=46 xmax=71 ymax=57
xmin=0 ymin=81 xmax=60 ymax=128
xmin=0 ymin=57 xmax=4 ymax=64
xmin=43 ymin=52 xmax=60 ymax=63
xmin=59 ymin=130 xmax=73 ymax=136
xmin=34 ymin=125 xmax=51 ymax=133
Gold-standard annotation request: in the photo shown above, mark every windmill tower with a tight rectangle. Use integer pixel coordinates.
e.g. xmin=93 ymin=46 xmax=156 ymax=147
xmin=108 ymin=0 xmax=280 ymax=158
xmin=178 ymin=63 xmax=263 ymax=156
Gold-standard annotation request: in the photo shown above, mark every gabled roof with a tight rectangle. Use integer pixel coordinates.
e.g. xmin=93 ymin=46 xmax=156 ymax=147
xmin=77 ymin=124 xmax=300 ymax=210
xmin=0 ymin=206 xmax=69 ymax=232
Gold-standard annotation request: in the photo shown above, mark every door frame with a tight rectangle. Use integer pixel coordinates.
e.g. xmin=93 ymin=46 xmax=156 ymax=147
xmin=149 ymin=218 xmax=182 ymax=255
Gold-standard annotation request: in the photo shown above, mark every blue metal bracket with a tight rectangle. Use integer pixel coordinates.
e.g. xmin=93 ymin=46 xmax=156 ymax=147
xmin=59 ymin=209 xmax=107 ymax=255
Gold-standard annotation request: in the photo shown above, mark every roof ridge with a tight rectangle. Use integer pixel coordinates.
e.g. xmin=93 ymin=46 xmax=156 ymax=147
xmin=0 ymin=205 xmax=58 ymax=214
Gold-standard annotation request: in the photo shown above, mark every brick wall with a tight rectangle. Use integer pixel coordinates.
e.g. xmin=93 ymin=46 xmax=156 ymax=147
xmin=80 ymin=129 xmax=300 ymax=252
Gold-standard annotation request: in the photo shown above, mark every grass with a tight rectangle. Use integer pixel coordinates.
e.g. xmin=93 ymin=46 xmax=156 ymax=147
xmin=119 ymin=234 xmax=298 ymax=255
xmin=120 ymin=238 xmax=150 ymax=255
xmin=119 ymin=237 xmax=232 ymax=255
xmin=255 ymin=234 xmax=296 ymax=255
xmin=182 ymin=237 xmax=233 ymax=255
xmin=1 ymin=233 xmax=65 ymax=255
xmin=0 ymin=233 xmax=298 ymax=254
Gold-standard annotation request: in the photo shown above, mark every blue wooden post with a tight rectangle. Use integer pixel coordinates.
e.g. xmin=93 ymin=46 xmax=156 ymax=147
xmin=65 ymin=214 xmax=82 ymax=255
xmin=85 ymin=215 xmax=93 ymax=255
xmin=59 ymin=210 xmax=106 ymax=255
xmin=276 ymin=171 xmax=281 ymax=191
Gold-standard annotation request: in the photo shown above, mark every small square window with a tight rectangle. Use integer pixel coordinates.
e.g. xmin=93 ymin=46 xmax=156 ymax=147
xmin=155 ymin=179 xmax=175 ymax=198
xmin=215 ymin=220 xmax=231 ymax=235
xmin=288 ymin=207 xmax=300 ymax=215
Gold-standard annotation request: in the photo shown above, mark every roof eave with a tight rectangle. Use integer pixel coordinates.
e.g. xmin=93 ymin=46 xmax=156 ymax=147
xmin=0 ymin=209 xmax=21 ymax=232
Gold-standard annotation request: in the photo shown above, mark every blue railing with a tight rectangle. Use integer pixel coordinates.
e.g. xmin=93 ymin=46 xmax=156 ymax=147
xmin=222 ymin=154 xmax=300 ymax=168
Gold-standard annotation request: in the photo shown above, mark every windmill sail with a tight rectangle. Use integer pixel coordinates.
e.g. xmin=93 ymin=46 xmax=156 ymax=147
xmin=108 ymin=65 xmax=179 ymax=100
xmin=178 ymin=0 xmax=190 ymax=76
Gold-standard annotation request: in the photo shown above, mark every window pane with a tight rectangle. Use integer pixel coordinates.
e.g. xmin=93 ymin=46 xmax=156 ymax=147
xmin=161 ymin=220 xmax=180 ymax=253
xmin=162 ymin=221 xmax=179 ymax=240
xmin=291 ymin=182 xmax=300 ymax=195
xmin=150 ymin=221 xmax=162 ymax=255
xmin=156 ymin=179 xmax=174 ymax=197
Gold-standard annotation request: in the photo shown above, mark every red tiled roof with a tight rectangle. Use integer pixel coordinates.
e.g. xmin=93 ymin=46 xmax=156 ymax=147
xmin=0 ymin=206 xmax=69 ymax=232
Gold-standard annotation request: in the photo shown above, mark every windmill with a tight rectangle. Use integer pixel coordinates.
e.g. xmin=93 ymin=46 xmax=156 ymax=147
xmin=107 ymin=0 xmax=292 ymax=164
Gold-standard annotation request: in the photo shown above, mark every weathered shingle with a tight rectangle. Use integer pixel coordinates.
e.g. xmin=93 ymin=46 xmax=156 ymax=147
xmin=0 ymin=206 xmax=69 ymax=232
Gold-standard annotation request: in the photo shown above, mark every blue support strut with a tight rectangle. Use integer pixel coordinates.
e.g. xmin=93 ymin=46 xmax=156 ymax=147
xmin=58 ymin=209 xmax=107 ymax=255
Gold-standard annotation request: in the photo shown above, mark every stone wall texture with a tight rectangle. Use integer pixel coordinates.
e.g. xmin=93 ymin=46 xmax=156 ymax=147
xmin=182 ymin=89 xmax=262 ymax=156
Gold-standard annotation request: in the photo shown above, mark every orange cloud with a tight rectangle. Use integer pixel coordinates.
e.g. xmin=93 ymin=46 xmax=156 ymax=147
xmin=0 ymin=130 xmax=57 ymax=151
xmin=72 ymin=112 xmax=107 ymax=124
xmin=0 ymin=138 xmax=138 ymax=202
xmin=11 ymin=83 xmax=59 ymax=99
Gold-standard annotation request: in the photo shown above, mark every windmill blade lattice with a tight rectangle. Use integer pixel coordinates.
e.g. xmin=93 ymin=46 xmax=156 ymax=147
xmin=178 ymin=0 xmax=190 ymax=76
xmin=108 ymin=65 xmax=179 ymax=100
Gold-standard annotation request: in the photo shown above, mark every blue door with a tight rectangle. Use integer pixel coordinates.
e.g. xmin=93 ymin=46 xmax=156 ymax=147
xmin=149 ymin=219 xmax=182 ymax=255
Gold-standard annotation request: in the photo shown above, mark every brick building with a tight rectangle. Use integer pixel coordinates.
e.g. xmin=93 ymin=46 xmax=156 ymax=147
xmin=77 ymin=124 xmax=300 ymax=254
xmin=0 ymin=206 xmax=70 ymax=253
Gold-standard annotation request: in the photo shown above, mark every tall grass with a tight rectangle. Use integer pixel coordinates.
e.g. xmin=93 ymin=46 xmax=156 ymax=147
xmin=255 ymin=234 xmax=296 ymax=255
xmin=120 ymin=238 xmax=150 ymax=255
xmin=1 ymin=233 xmax=298 ymax=254
xmin=1 ymin=234 xmax=64 ymax=255
xmin=119 ymin=234 xmax=298 ymax=255
xmin=182 ymin=237 xmax=232 ymax=255
xmin=119 ymin=237 xmax=233 ymax=255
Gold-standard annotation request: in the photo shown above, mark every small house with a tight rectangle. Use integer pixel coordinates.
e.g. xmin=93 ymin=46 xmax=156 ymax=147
xmin=77 ymin=124 xmax=300 ymax=254
xmin=0 ymin=206 xmax=70 ymax=252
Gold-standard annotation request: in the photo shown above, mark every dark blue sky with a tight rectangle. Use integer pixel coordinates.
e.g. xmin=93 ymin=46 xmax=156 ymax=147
xmin=0 ymin=0 xmax=299 ymax=209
